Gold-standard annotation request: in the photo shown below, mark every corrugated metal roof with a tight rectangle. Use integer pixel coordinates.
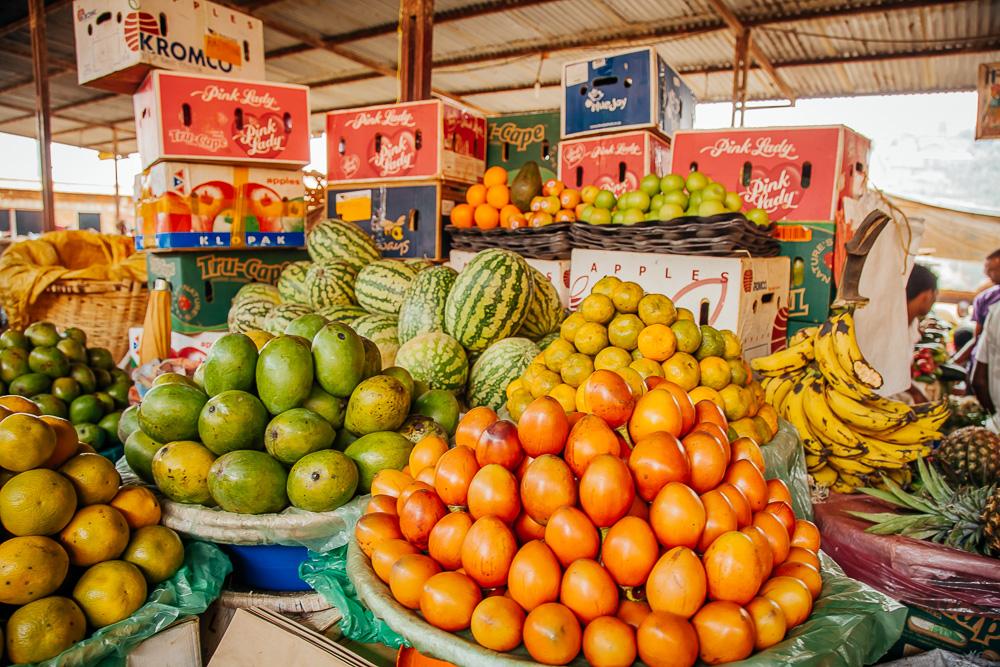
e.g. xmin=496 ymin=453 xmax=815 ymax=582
xmin=1 ymin=0 xmax=997 ymax=154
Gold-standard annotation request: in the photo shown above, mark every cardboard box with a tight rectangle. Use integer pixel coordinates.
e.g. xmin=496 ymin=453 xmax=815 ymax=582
xmin=73 ymin=0 xmax=265 ymax=93
xmin=559 ymin=130 xmax=671 ymax=196
xmin=569 ymin=249 xmax=790 ymax=359
xmin=208 ymin=608 xmax=387 ymax=667
xmin=776 ymin=221 xmax=835 ymax=322
xmin=449 ymin=250 xmax=571 ymax=308
xmin=326 ymin=100 xmax=486 ymax=185
xmin=127 ymin=617 xmax=201 ymax=667
xmin=886 ymin=605 xmax=1000 ymax=659
xmin=134 ymin=71 xmax=311 ymax=170
xmin=327 ymin=181 xmax=464 ymax=260
xmin=669 ymin=126 xmax=871 ymax=223
xmin=146 ymin=249 xmax=307 ymax=333
xmin=486 ymin=112 xmax=559 ymax=182
xmin=135 ymin=162 xmax=305 ymax=250
xmin=561 ymin=47 xmax=695 ymax=139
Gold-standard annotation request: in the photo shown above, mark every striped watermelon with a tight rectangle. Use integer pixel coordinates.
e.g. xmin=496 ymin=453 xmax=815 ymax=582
xmin=467 ymin=337 xmax=540 ymax=411
xmin=518 ymin=266 xmax=565 ymax=340
xmin=444 ymin=249 xmax=533 ymax=353
xmin=354 ymin=260 xmax=418 ymax=315
xmin=277 ymin=261 xmax=312 ymax=305
xmin=262 ymin=303 xmax=312 ymax=335
xmin=403 ymin=258 xmax=434 ymax=273
xmin=315 ymin=304 xmax=368 ymax=324
xmin=234 ymin=283 xmax=280 ymax=306
xmin=397 ymin=265 xmax=457 ymax=344
xmin=228 ymin=298 xmax=275 ymax=333
xmin=307 ymin=218 xmax=381 ymax=273
xmin=352 ymin=314 xmax=399 ymax=367
xmin=395 ymin=332 xmax=468 ymax=393
xmin=307 ymin=260 xmax=357 ymax=310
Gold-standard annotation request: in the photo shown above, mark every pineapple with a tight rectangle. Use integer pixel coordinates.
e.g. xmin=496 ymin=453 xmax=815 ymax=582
xmin=935 ymin=426 xmax=1000 ymax=487
xmin=849 ymin=459 xmax=1000 ymax=557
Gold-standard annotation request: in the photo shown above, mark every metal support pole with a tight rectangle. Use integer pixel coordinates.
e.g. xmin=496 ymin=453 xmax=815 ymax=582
xmin=398 ymin=0 xmax=434 ymax=101
xmin=29 ymin=0 xmax=55 ymax=232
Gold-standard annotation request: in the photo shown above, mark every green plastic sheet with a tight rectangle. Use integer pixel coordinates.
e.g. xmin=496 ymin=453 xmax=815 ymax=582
xmin=300 ymin=545 xmax=408 ymax=649
xmin=762 ymin=419 xmax=813 ymax=520
xmin=24 ymin=541 xmax=231 ymax=667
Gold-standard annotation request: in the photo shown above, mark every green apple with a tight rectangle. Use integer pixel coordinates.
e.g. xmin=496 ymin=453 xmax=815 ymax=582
xmin=579 ymin=204 xmax=594 ymax=223
xmin=640 ymin=174 xmax=661 ymax=197
xmin=622 ymin=208 xmax=646 ymax=225
xmin=702 ymin=183 xmax=726 ymax=202
xmin=651 ymin=194 xmax=666 ymax=211
xmin=699 ymin=200 xmax=728 ymax=217
xmin=664 ymin=190 xmax=689 ymax=209
xmin=632 ymin=191 xmax=651 ymax=212
xmin=724 ymin=192 xmax=743 ymax=212
xmin=746 ymin=208 xmax=771 ymax=227
xmin=589 ymin=208 xmax=612 ymax=225
xmin=658 ymin=204 xmax=685 ymax=221
xmin=618 ymin=191 xmax=634 ymax=210
xmin=645 ymin=211 xmax=659 ymax=221
xmin=612 ymin=210 xmax=625 ymax=225
xmin=688 ymin=190 xmax=704 ymax=209
xmin=685 ymin=171 xmax=709 ymax=192
xmin=594 ymin=190 xmax=617 ymax=210
xmin=660 ymin=173 xmax=686 ymax=193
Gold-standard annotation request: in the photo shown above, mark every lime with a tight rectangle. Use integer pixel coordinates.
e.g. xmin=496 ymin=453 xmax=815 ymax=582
xmin=671 ymin=320 xmax=702 ymax=354
xmin=591 ymin=276 xmax=622 ymax=297
xmin=560 ymin=313 xmax=587 ymax=343
xmin=594 ymin=347 xmax=632 ymax=371
xmin=574 ymin=322 xmax=609 ymax=356
xmin=638 ymin=294 xmax=677 ymax=326
xmin=560 ymin=353 xmax=594 ymax=388
xmin=611 ymin=282 xmax=644 ymax=314
xmin=608 ymin=314 xmax=643 ymax=350
xmin=695 ymin=325 xmax=725 ymax=360
xmin=543 ymin=338 xmax=576 ymax=373
xmin=580 ymin=294 xmax=615 ymax=324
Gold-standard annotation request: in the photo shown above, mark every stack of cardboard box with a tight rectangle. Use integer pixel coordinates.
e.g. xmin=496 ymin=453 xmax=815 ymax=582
xmin=73 ymin=0 xmax=311 ymax=334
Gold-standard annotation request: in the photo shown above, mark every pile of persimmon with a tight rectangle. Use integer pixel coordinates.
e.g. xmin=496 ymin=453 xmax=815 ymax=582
xmin=354 ymin=369 xmax=823 ymax=666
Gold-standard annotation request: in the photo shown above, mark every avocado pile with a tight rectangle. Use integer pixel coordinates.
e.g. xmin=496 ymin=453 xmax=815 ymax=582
xmin=122 ymin=324 xmax=461 ymax=515
xmin=0 ymin=322 xmax=128 ymax=449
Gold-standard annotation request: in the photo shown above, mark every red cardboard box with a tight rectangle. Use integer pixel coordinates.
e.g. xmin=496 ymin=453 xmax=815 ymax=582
xmin=559 ymin=130 xmax=671 ymax=197
xmin=326 ymin=100 xmax=486 ymax=185
xmin=669 ymin=126 xmax=870 ymax=222
xmin=134 ymin=71 xmax=311 ymax=170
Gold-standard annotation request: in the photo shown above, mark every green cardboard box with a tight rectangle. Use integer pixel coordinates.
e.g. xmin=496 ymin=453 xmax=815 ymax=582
xmin=487 ymin=112 xmax=559 ymax=182
xmin=146 ymin=249 xmax=307 ymax=334
xmin=885 ymin=605 xmax=1000 ymax=660
xmin=777 ymin=221 xmax=835 ymax=323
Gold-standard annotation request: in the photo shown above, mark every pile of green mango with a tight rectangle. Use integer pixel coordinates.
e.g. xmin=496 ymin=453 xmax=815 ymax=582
xmin=0 ymin=322 xmax=128 ymax=449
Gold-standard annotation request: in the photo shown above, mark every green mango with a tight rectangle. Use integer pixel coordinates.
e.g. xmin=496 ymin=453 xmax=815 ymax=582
xmin=255 ymin=336 xmax=313 ymax=415
xmin=138 ymin=382 xmax=207 ymax=442
xmin=208 ymin=450 xmax=288 ymax=514
xmin=287 ymin=450 xmax=358 ymax=512
xmin=198 ymin=390 xmax=268 ymax=455
xmin=264 ymin=408 xmax=335 ymax=465
xmin=312 ymin=324 xmax=365 ymax=398
xmin=344 ymin=375 xmax=410 ymax=436
xmin=203 ymin=333 xmax=258 ymax=397
xmin=344 ymin=431 xmax=414 ymax=492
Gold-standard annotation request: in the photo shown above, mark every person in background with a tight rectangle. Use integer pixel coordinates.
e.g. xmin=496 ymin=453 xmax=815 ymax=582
xmin=906 ymin=264 xmax=938 ymax=344
xmin=971 ymin=303 xmax=999 ymax=432
xmin=972 ymin=249 xmax=1000 ymax=340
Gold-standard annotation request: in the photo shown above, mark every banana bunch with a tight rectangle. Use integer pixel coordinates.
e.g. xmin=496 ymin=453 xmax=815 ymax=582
xmin=753 ymin=310 xmax=948 ymax=493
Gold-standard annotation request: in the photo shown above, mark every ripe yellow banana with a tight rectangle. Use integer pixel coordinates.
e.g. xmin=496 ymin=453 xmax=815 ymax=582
xmin=789 ymin=326 xmax=818 ymax=347
xmin=766 ymin=375 xmax=797 ymax=411
xmin=835 ymin=469 xmax=869 ymax=489
xmin=870 ymin=420 xmax=942 ymax=446
xmin=801 ymin=380 xmax=867 ymax=456
xmin=823 ymin=385 xmax=912 ymax=432
xmin=805 ymin=453 xmax=825 ymax=470
xmin=811 ymin=465 xmax=839 ymax=488
xmin=782 ymin=378 xmax=827 ymax=457
xmin=813 ymin=320 xmax=881 ymax=402
xmin=750 ymin=336 xmax=815 ymax=376
xmin=830 ymin=311 xmax=884 ymax=390
xmin=832 ymin=479 xmax=859 ymax=494
xmin=827 ymin=455 xmax=876 ymax=475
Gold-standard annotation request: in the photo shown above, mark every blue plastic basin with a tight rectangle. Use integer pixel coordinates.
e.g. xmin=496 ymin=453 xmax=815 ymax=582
xmin=223 ymin=544 xmax=311 ymax=592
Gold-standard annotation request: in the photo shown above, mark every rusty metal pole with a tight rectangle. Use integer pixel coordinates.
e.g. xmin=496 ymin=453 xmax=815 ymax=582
xmin=398 ymin=0 xmax=434 ymax=101
xmin=29 ymin=0 xmax=55 ymax=232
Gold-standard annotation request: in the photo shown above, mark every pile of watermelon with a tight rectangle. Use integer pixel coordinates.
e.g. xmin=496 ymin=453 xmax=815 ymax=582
xmin=227 ymin=220 xmax=565 ymax=412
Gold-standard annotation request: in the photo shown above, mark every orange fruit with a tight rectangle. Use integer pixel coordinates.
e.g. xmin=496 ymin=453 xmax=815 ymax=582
xmin=703 ymin=530 xmax=763 ymax=605
xmin=474 ymin=204 xmax=500 ymax=230
xmin=409 ymin=435 xmax=449 ymax=478
xmin=508 ymin=213 xmax=528 ymax=229
xmin=761 ymin=575 xmax=813 ymax=628
xmin=109 ymin=486 xmax=161 ymax=530
xmin=752 ymin=510 xmax=791 ymax=564
xmin=554 ymin=210 xmax=576 ymax=223
xmin=784 ymin=546 xmax=820 ymax=570
xmin=774 ymin=561 xmax=823 ymax=599
xmin=466 ymin=183 xmax=487 ymax=206
xmin=471 ymin=595 xmax=525 ymax=652
xmin=523 ymin=602 xmax=581 ymax=665
xmin=543 ymin=179 xmax=565 ymax=197
xmin=559 ymin=189 xmax=582 ymax=209
xmin=646 ymin=546 xmax=706 ymax=618
xmin=540 ymin=196 xmax=561 ymax=215
xmin=499 ymin=204 xmax=521 ymax=228
xmin=530 ymin=196 xmax=545 ymax=212
xmin=636 ymin=610 xmax=698 ymax=667
xmin=483 ymin=166 xmax=508 ymax=187
xmin=486 ymin=185 xmax=510 ymax=209
xmin=530 ymin=212 xmax=554 ymax=227
xmin=420 ymin=571 xmax=482 ymax=632
xmin=451 ymin=203 xmax=474 ymax=228
xmin=791 ymin=519 xmax=821 ymax=552
xmin=582 ymin=615 xmax=637 ymax=667
xmin=389 ymin=554 xmax=441 ymax=609
xmin=40 ymin=416 xmax=79 ymax=469
xmin=691 ymin=600 xmax=755 ymax=664
xmin=745 ymin=595 xmax=786 ymax=650
xmin=637 ymin=325 xmax=677 ymax=362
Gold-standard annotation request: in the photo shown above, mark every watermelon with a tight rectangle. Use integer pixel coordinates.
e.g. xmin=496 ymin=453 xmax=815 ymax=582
xmin=395 ymin=332 xmax=468 ymax=394
xmin=262 ymin=303 xmax=312 ymax=335
xmin=536 ymin=331 xmax=560 ymax=351
xmin=234 ymin=283 xmax=280 ymax=306
xmin=352 ymin=314 xmax=399 ymax=368
xmin=316 ymin=304 xmax=368 ymax=324
xmin=277 ymin=260 xmax=312 ymax=305
xmin=444 ymin=249 xmax=533 ymax=353
xmin=518 ymin=267 xmax=564 ymax=340
xmin=308 ymin=218 xmax=381 ymax=273
xmin=307 ymin=260 xmax=357 ymax=310
xmin=467 ymin=337 xmax=540 ymax=412
xmin=403 ymin=258 xmax=434 ymax=272
xmin=354 ymin=260 xmax=418 ymax=315
xmin=397 ymin=265 xmax=457 ymax=344
xmin=228 ymin=298 xmax=275 ymax=333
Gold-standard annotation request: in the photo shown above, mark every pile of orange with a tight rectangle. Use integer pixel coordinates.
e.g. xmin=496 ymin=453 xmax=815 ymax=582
xmin=524 ymin=179 xmax=583 ymax=228
xmin=451 ymin=166 xmax=521 ymax=231
xmin=355 ymin=374 xmax=823 ymax=666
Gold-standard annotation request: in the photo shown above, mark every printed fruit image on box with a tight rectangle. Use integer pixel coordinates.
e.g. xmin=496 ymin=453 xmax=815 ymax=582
xmin=486 ymin=112 xmax=559 ymax=182
xmin=559 ymin=130 xmax=670 ymax=197
xmin=326 ymin=100 xmax=486 ymax=185
xmin=135 ymin=162 xmax=305 ymax=250
xmin=134 ymin=71 xmax=311 ymax=169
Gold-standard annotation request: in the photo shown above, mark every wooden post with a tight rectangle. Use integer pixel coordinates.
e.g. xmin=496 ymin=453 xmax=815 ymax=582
xmin=29 ymin=0 xmax=55 ymax=232
xmin=398 ymin=0 xmax=434 ymax=101
xmin=112 ymin=127 xmax=121 ymax=234
xmin=730 ymin=29 xmax=752 ymax=128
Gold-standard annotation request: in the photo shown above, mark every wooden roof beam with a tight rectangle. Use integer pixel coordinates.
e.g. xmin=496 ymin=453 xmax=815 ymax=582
xmin=0 ymin=0 xmax=71 ymax=39
xmin=704 ymin=0 xmax=796 ymax=102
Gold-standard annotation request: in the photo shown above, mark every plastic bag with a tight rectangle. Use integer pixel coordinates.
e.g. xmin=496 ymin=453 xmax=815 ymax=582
xmin=814 ymin=493 xmax=1000 ymax=616
xmin=300 ymin=545 xmax=408 ymax=649
xmin=29 ymin=541 xmax=230 ymax=667
xmin=762 ymin=419 xmax=813 ymax=520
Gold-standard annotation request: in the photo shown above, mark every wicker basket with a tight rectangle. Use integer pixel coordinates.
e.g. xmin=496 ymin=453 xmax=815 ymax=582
xmin=445 ymin=223 xmax=572 ymax=260
xmin=27 ymin=279 xmax=148 ymax=362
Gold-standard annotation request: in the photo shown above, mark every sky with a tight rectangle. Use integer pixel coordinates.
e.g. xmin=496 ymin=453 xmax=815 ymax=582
xmin=0 ymin=91 xmax=997 ymax=213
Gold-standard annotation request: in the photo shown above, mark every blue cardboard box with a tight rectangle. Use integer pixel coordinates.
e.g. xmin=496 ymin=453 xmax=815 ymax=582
xmin=561 ymin=47 xmax=695 ymax=139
